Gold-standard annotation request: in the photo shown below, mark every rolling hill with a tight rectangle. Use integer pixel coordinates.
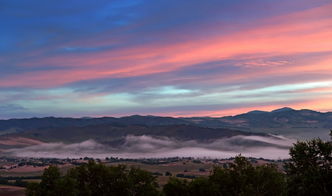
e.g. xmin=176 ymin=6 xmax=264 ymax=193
xmin=1 ymin=107 xmax=330 ymax=140
xmin=0 ymin=108 xmax=330 ymax=159
xmin=184 ymin=107 xmax=332 ymax=139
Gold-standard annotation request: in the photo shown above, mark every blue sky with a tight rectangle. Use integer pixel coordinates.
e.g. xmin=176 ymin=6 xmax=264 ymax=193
xmin=0 ymin=0 xmax=332 ymax=118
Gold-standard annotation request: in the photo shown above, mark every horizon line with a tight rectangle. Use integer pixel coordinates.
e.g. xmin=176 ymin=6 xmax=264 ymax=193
xmin=1 ymin=107 xmax=331 ymax=121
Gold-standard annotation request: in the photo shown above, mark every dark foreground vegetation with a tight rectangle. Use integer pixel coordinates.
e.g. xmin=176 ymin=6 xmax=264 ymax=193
xmin=21 ymin=131 xmax=332 ymax=195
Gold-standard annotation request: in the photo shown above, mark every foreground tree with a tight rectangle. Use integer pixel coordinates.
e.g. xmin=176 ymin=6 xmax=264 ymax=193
xmin=26 ymin=161 xmax=160 ymax=196
xmin=189 ymin=177 xmax=219 ymax=196
xmin=209 ymin=156 xmax=286 ymax=196
xmin=127 ymin=167 xmax=160 ymax=196
xmin=285 ymin=131 xmax=332 ymax=196
xmin=163 ymin=155 xmax=285 ymax=196
xmin=26 ymin=166 xmax=78 ymax=196
xmin=163 ymin=178 xmax=190 ymax=196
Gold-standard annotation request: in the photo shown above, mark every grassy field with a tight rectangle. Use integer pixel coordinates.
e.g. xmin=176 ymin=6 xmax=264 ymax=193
xmin=1 ymin=159 xmax=222 ymax=186
xmin=107 ymin=160 xmax=217 ymax=185
xmin=0 ymin=185 xmax=25 ymax=196
xmin=0 ymin=164 xmax=73 ymax=177
xmin=1 ymin=158 xmax=283 ymax=187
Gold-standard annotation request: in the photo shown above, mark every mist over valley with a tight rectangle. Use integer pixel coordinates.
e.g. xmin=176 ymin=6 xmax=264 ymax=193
xmin=1 ymin=108 xmax=328 ymax=159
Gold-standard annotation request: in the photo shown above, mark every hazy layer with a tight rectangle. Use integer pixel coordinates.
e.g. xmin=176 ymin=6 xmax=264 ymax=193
xmin=5 ymin=134 xmax=295 ymax=159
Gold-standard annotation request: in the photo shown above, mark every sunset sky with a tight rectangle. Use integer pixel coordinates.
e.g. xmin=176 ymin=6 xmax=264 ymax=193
xmin=1 ymin=0 xmax=332 ymax=119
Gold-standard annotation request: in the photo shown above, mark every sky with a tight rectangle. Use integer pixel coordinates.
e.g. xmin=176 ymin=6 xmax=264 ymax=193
xmin=0 ymin=0 xmax=332 ymax=119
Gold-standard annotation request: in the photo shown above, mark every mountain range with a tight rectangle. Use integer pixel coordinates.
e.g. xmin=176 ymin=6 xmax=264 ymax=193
xmin=1 ymin=107 xmax=330 ymax=138
xmin=0 ymin=108 xmax=330 ymax=159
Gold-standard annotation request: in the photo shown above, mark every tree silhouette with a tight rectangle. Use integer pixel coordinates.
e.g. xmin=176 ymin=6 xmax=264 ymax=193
xmin=209 ymin=156 xmax=286 ymax=196
xmin=26 ymin=161 xmax=160 ymax=196
xmin=285 ymin=132 xmax=332 ymax=196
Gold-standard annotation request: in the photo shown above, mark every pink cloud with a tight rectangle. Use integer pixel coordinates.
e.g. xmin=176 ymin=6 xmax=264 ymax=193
xmin=1 ymin=3 xmax=332 ymax=88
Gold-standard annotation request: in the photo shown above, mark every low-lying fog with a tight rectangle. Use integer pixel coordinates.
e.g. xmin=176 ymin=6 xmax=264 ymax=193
xmin=4 ymin=135 xmax=295 ymax=159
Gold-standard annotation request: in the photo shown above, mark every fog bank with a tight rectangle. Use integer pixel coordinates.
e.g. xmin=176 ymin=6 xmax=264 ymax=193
xmin=5 ymin=134 xmax=295 ymax=159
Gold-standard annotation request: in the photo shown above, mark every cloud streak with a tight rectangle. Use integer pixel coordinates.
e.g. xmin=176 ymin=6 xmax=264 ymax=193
xmin=0 ymin=0 xmax=331 ymax=118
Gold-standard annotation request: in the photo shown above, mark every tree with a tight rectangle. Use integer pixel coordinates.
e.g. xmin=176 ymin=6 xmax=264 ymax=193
xmin=209 ymin=156 xmax=286 ymax=196
xmin=163 ymin=178 xmax=190 ymax=196
xmin=189 ymin=177 xmax=218 ymax=196
xmin=26 ymin=165 xmax=74 ymax=196
xmin=285 ymin=132 xmax=332 ymax=196
xmin=39 ymin=165 xmax=61 ymax=196
xmin=26 ymin=182 xmax=41 ymax=196
xmin=26 ymin=161 xmax=160 ymax=196
xmin=127 ymin=167 xmax=160 ymax=196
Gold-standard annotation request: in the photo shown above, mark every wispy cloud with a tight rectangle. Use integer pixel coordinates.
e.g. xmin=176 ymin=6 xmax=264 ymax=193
xmin=0 ymin=0 xmax=331 ymax=117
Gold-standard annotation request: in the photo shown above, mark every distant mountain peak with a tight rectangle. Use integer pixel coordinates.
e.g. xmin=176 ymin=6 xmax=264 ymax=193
xmin=271 ymin=107 xmax=295 ymax=113
xmin=247 ymin=110 xmax=268 ymax=114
